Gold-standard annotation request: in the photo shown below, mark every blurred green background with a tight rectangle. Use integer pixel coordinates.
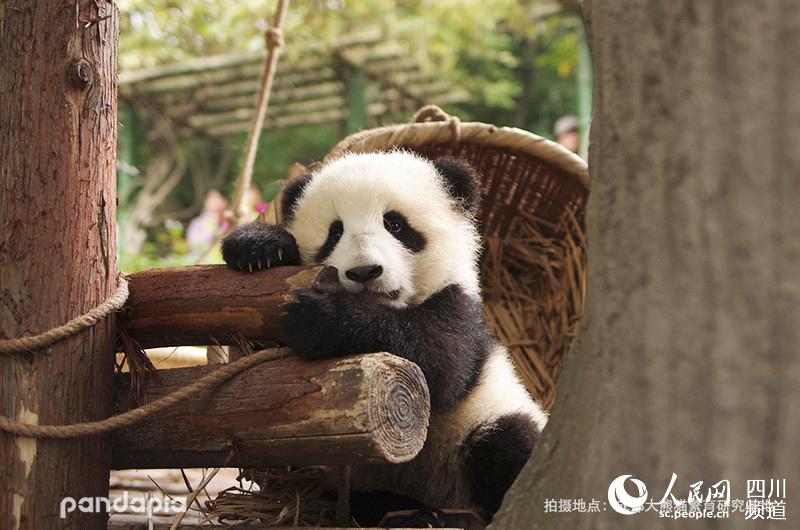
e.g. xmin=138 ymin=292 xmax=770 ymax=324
xmin=116 ymin=0 xmax=589 ymax=271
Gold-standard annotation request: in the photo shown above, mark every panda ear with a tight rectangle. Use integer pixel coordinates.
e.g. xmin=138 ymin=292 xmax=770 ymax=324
xmin=280 ymin=172 xmax=314 ymax=222
xmin=433 ymin=156 xmax=481 ymax=214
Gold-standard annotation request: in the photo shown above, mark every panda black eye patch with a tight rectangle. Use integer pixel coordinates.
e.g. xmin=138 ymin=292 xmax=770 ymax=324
xmin=383 ymin=211 xmax=426 ymax=253
xmin=314 ymin=219 xmax=343 ymax=263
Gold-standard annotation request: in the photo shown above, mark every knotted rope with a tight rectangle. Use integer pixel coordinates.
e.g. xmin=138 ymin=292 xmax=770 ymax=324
xmin=0 ymin=348 xmax=286 ymax=438
xmin=229 ymin=0 xmax=290 ymax=225
xmin=0 ymin=271 xmax=287 ymax=438
xmin=266 ymin=27 xmax=284 ymax=50
xmin=0 ymin=275 xmax=129 ymax=355
xmin=412 ymin=104 xmax=461 ymax=144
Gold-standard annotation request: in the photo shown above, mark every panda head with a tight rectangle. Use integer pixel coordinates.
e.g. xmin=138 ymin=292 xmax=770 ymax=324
xmin=283 ymin=151 xmax=482 ymax=307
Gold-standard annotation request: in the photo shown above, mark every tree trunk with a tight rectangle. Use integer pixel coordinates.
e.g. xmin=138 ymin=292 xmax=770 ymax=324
xmin=493 ymin=2 xmax=800 ymax=529
xmin=0 ymin=3 xmax=119 ymax=529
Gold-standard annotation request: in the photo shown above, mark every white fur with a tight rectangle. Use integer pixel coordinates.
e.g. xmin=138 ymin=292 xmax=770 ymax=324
xmin=287 ymin=151 xmax=481 ymax=306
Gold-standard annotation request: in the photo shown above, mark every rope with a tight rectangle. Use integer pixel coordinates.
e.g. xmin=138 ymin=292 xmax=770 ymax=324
xmin=266 ymin=27 xmax=284 ymax=49
xmin=449 ymin=115 xmax=462 ymax=144
xmin=412 ymin=104 xmax=450 ymax=123
xmin=412 ymin=104 xmax=460 ymax=143
xmin=1 ymin=0 xmax=294 ymax=427
xmin=0 ymin=275 xmax=129 ymax=355
xmin=0 ymin=348 xmax=286 ymax=438
xmin=229 ymin=0 xmax=290 ymax=225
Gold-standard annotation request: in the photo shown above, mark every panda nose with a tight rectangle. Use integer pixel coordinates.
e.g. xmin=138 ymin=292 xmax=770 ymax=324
xmin=345 ymin=265 xmax=383 ymax=283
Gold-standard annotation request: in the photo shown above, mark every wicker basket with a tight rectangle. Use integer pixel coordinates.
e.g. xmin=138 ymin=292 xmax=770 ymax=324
xmin=323 ymin=106 xmax=589 ymax=410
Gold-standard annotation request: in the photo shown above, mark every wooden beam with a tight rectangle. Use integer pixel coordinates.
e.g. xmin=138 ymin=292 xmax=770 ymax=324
xmin=111 ymin=351 xmax=430 ymax=469
xmin=199 ymin=81 xmax=343 ymax=113
xmin=203 ymin=110 xmax=350 ymax=137
xmin=187 ymin=95 xmax=346 ymax=129
xmin=117 ymin=30 xmax=388 ymax=86
xmin=120 ymin=265 xmax=321 ymax=349
xmin=121 ymin=55 xmax=417 ymax=101
xmin=189 ymin=83 xmax=462 ymax=136
xmin=193 ymin=86 xmax=451 ymax=130
xmin=125 ymin=66 xmax=337 ymax=97
xmin=119 ymin=52 xmax=265 ymax=85
xmin=202 ymin=103 xmax=390 ymax=137
xmin=364 ymin=58 xmax=419 ymax=77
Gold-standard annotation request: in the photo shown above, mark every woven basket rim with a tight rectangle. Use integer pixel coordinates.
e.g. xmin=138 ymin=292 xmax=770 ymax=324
xmin=324 ymin=111 xmax=590 ymax=191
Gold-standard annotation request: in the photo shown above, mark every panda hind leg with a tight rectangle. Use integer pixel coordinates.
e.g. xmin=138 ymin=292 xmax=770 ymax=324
xmin=463 ymin=412 xmax=540 ymax=519
xmin=349 ymin=490 xmax=433 ymax=527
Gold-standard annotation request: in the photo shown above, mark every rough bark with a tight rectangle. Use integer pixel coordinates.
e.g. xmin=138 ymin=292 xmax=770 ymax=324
xmin=493 ymin=2 xmax=800 ymax=529
xmin=0 ymin=2 xmax=119 ymax=529
xmin=120 ymin=265 xmax=322 ymax=348
xmin=111 ymin=351 xmax=430 ymax=469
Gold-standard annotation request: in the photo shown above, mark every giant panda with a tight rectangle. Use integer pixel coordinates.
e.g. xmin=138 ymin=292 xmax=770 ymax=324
xmin=221 ymin=150 xmax=548 ymax=523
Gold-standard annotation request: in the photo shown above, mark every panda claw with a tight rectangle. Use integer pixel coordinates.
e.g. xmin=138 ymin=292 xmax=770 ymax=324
xmin=266 ymin=258 xmax=272 ymax=268
xmin=257 ymin=259 xmax=263 ymax=270
xmin=248 ymin=263 xmax=253 ymax=273
xmin=277 ymin=248 xmax=284 ymax=261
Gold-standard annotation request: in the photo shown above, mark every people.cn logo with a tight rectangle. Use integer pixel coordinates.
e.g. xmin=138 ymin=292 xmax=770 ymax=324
xmin=608 ymin=474 xmax=648 ymax=515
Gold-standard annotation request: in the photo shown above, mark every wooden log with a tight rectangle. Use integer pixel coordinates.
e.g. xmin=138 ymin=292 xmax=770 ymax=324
xmin=0 ymin=2 xmax=119 ymax=529
xmin=120 ymin=265 xmax=323 ymax=348
xmin=111 ymin=351 xmax=430 ymax=469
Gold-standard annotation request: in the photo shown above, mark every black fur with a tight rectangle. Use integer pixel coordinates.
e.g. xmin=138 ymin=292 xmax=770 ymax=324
xmin=349 ymin=491 xmax=431 ymax=527
xmin=281 ymin=172 xmax=314 ymax=221
xmin=433 ymin=156 xmax=481 ymax=214
xmin=314 ymin=220 xmax=344 ymax=263
xmin=383 ymin=211 xmax=426 ymax=253
xmin=464 ymin=412 xmax=539 ymax=518
xmin=280 ymin=284 xmax=494 ymax=412
xmin=221 ymin=222 xmax=301 ymax=271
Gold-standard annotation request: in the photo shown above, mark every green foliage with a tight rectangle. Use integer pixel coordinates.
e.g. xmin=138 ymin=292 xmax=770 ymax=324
xmin=117 ymin=1 xmax=587 ymax=268
xmin=228 ymin=125 xmax=341 ymax=201
xmin=118 ymin=0 xmax=578 ymax=123
xmin=119 ymin=219 xmax=195 ymax=272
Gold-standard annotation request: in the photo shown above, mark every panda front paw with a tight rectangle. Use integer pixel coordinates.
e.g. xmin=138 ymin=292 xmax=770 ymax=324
xmin=221 ymin=222 xmax=300 ymax=272
xmin=279 ymin=288 xmax=347 ymax=360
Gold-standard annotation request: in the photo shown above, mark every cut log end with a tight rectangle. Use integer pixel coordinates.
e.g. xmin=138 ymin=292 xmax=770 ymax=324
xmin=363 ymin=353 xmax=430 ymax=463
